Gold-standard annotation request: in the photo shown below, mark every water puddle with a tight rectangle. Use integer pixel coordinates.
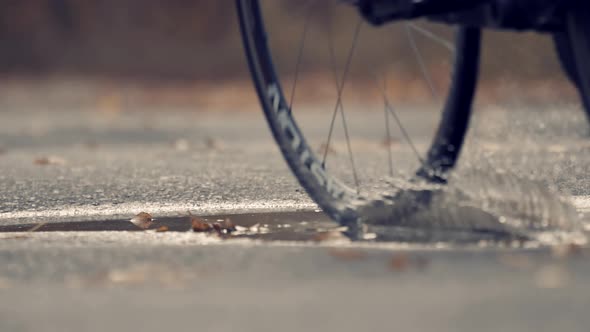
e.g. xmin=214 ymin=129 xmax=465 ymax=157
xmin=0 ymin=211 xmax=339 ymax=242
xmin=0 ymin=169 xmax=587 ymax=246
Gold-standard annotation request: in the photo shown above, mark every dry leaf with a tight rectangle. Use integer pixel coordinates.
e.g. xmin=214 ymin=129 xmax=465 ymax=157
xmin=190 ymin=215 xmax=211 ymax=232
xmin=204 ymin=137 xmax=219 ymax=150
xmin=156 ymin=225 xmax=169 ymax=233
xmin=388 ymin=254 xmax=429 ymax=271
xmin=390 ymin=253 xmax=409 ymax=272
xmin=313 ymin=231 xmax=334 ymax=242
xmin=34 ymin=157 xmax=50 ymax=165
xmin=34 ymin=156 xmax=66 ymax=166
xmin=381 ymin=136 xmax=399 ymax=147
xmin=328 ymin=249 xmax=367 ymax=261
xmin=312 ymin=230 xmax=347 ymax=243
xmin=212 ymin=223 xmax=223 ymax=234
xmin=130 ymin=212 xmax=154 ymax=230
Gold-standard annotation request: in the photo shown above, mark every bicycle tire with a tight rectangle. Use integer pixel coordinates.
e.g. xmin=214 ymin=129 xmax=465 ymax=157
xmin=553 ymin=32 xmax=580 ymax=87
xmin=236 ymin=0 xmax=481 ymax=233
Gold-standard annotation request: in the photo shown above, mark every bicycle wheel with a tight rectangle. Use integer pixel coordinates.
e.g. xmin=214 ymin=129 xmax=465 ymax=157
xmin=236 ymin=0 xmax=481 ymax=235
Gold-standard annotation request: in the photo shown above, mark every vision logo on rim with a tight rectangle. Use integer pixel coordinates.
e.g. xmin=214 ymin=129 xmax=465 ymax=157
xmin=266 ymin=83 xmax=351 ymax=201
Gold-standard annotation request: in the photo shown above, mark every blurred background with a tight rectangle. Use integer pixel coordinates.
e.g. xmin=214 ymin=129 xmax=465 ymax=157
xmin=0 ymin=0 xmax=580 ymax=112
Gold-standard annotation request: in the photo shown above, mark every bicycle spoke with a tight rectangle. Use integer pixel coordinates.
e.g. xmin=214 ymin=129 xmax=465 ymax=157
xmin=387 ymin=101 xmax=425 ymax=166
xmin=323 ymin=107 xmax=340 ymax=168
xmin=339 ymin=102 xmax=361 ymax=193
xmin=323 ymin=7 xmax=344 ymax=166
xmin=322 ymin=19 xmax=363 ymax=168
xmin=405 ymin=23 xmax=439 ymax=100
xmin=289 ymin=0 xmax=317 ymax=113
xmin=321 ymin=12 xmax=362 ymax=192
xmin=383 ymin=78 xmax=394 ymax=177
xmin=373 ymin=74 xmax=425 ymax=165
xmin=322 ymin=4 xmax=338 ymax=165
xmin=407 ymin=22 xmax=455 ymax=53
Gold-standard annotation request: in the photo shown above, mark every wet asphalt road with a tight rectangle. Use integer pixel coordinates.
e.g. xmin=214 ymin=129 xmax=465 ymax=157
xmin=2 ymin=105 xmax=590 ymax=331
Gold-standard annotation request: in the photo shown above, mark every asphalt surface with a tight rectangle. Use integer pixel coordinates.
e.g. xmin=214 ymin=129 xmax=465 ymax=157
xmin=2 ymin=103 xmax=590 ymax=331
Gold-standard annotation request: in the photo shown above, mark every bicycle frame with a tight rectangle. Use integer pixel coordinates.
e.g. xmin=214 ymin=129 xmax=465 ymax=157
xmin=356 ymin=0 xmax=569 ymax=32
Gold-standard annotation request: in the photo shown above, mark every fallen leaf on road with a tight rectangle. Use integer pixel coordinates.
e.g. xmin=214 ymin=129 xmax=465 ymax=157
xmin=34 ymin=156 xmax=66 ymax=166
xmin=388 ymin=254 xmax=430 ymax=272
xmin=328 ymin=249 xmax=367 ymax=261
xmin=204 ymin=137 xmax=220 ymax=150
xmin=187 ymin=213 xmax=237 ymax=239
xmin=190 ymin=213 xmax=211 ymax=232
xmin=381 ymin=136 xmax=399 ymax=147
xmin=130 ymin=212 xmax=154 ymax=230
xmin=156 ymin=226 xmax=169 ymax=233
xmin=390 ymin=253 xmax=409 ymax=272
xmin=312 ymin=230 xmax=347 ymax=243
xmin=212 ymin=223 xmax=223 ymax=234
xmin=34 ymin=157 xmax=50 ymax=165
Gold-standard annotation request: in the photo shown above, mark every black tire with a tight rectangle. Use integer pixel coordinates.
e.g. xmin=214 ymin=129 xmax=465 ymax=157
xmin=564 ymin=2 xmax=590 ymax=116
xmin=236 ymin=0 xmax=481 ymax=233
xmin=553 ymin=32 xmax=580 ymax=87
